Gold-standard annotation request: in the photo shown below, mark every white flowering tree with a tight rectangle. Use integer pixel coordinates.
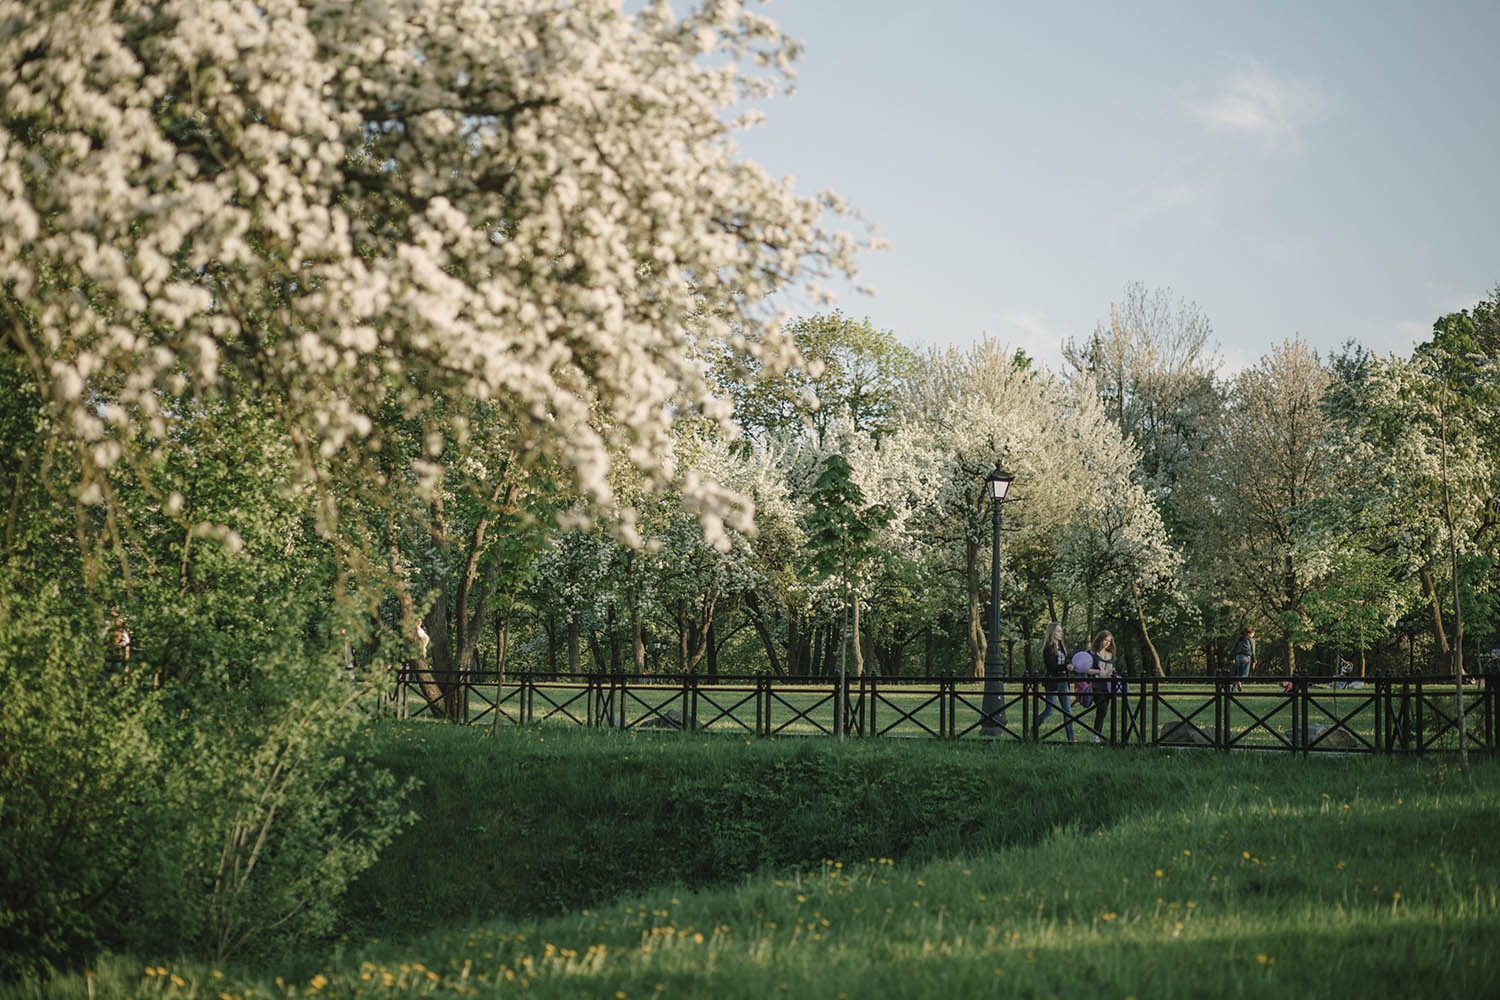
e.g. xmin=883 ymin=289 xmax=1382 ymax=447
xmin=1 ymin=0 xmax=864 ymax=532
xmin=0 ymin=0 xmax=867 ymax=966
xmin=898 ymin=339 xmax=1089 ymax=675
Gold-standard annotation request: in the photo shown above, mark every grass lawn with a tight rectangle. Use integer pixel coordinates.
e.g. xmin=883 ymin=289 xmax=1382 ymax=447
xmin=18 ymin=723 xmax=1500 ymax=999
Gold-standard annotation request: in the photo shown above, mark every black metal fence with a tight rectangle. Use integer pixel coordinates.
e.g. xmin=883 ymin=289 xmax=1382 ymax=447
xmin=378 ymin=668 xmax=1499 ymax=755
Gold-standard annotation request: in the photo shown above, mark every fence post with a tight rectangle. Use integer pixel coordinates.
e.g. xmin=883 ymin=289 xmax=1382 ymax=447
xmin=1215 ymin=678 xmax=1226 ymax=751
xmin=1488 ymin=674 xmax=1496 ymax=753
xmin=1020 ymin=676 xmax=1030 ymax=742
xmin=1149 ymin=675 xmax=1158 ymax=746
xmin=858 ymin=674 xmax=870 ymax=737
xmin=684 ymin=673 xmax=696 ymax=732
xmin=756 ymin=675 xmax=768 ymax=738
xmin=1415 ymin=679 xmax=1425 ymax=755
xmin=1296 ymin=677 xmax=1307 ymax=756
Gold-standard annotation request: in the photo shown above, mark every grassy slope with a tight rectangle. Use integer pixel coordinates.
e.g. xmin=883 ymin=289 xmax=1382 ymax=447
xmin=17 ymin=722 xmax=1500 ymax=998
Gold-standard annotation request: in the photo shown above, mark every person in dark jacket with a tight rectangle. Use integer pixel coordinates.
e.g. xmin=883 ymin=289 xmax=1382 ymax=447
xmin=1230 ymin=626 xmax=1256 ymax=693
xmin=1036 ymin=622 xmax=1076 ymax=742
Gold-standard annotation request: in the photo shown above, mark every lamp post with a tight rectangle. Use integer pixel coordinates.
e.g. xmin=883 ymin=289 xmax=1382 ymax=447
xmin=980 ymin=460 xmax=1014 ymax=734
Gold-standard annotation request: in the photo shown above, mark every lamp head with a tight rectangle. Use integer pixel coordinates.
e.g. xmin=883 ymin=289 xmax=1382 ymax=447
xmin=985 ymin=460 xmax=1014 ymax=501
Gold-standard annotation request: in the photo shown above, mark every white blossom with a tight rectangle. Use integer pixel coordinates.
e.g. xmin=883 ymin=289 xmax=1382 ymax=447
xmin=1 ymin=0 xmax=867 ymax=532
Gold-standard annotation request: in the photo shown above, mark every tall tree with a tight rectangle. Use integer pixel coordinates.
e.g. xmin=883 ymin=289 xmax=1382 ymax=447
xmin=712 ymin=312 xmax=917 ymax=444
xmin=1062 ymin=283 xmax=1222 ymax=510
xmin=1208 ymin=337 xmax=1331 ymax=674
xmin=0 ymin=0 xmax=866 ymax=968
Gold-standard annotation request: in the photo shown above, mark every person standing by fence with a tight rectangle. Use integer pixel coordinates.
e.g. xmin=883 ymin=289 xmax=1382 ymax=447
xmin=1230 ymin=626 xmax=1256 ymax=693
xmin=1036 ymin=622 xmax=1076 ymax=742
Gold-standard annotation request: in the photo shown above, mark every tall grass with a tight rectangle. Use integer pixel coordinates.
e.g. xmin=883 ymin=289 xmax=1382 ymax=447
xmin=12 ymin=723 xmax=1500 ymax=998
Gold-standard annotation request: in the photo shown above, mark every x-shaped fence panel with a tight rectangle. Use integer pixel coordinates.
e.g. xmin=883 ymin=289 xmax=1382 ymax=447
xmin=765 ymin=681 xmax=837 ymax=737
xmin=863 ymin=678 xmax=946 ymax=738
xmin=693 ymin=684 xmax=759 ymax=734
xmin=380 ymin=669 xmax=1496 ymax=756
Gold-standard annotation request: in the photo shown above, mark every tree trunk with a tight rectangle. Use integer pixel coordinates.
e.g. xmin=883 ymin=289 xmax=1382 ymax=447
xmin=706 ymin=617 xmax=718 ymax=678
xmin=624 ymin=551 xmax=645 ymax=674
xmin=1130 ymin=579 xmax=1165 ymax=677
xmin=1437 ymin=387 xmax=1469 ymax=772
xmin=1019 ymin=617 xmax=1035 ymax=675
xmin=1420 ymin=564 xmax=1451 ymax=666
xmin=852 ymin=593 xmax=864 ymax=677
xmin=566 ymin=615 xmax=580 ymax=675
xmin=586 ymin=625 xmax=606 ymax=676
xmin=966 ymin=537 xmax=983 ymax=678
xmin=684 ymin=591 xmax=716 ymax=672
xmin=423 ymin=582 xmax=458 ymax=718
xmin=743 ymin=590 xmax=784 ymax=676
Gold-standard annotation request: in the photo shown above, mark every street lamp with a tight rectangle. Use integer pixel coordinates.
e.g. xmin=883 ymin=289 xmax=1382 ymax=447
xmin=980 ymin=460 xmax=1014 ymax=734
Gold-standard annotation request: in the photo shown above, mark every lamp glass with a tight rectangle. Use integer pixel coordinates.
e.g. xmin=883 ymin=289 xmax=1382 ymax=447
xmin=986 ymin=469 xmax=1013 ymax=501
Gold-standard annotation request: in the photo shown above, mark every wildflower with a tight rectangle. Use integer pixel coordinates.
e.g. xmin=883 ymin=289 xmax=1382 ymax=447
xmin=310 ymin=973 xmax=328 ymax=990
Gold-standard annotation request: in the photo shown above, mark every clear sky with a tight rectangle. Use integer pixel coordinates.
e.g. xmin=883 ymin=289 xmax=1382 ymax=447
xmin=733 ymin=0 xmax=1500 ymax=375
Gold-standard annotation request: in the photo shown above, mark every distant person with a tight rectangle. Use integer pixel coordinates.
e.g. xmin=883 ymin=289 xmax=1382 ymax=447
xmin=104 ymin=607 xmax=131 ymax=677
xmin=1036 ymin=622 xmax=1076 ymax=742
xmin=1334 ymin=658 xmax=1363 ymax=690
xmin=1071 ymin=630 xmax=1117 ymax=743
xmin=1230 ymin=627 xmax=1256 ymax=693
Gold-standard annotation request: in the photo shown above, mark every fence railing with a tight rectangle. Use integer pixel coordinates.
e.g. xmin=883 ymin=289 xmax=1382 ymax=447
xmin=377 ymin=668 xmax=1499 ymax=755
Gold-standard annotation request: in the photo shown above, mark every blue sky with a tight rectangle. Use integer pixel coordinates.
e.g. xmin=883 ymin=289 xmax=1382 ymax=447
xmin=734 ymin=0 xmax=1500 ymax=374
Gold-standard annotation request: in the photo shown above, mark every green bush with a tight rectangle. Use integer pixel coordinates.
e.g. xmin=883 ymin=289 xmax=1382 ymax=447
xmin=0 ymin=368 xmax=412 ymax=976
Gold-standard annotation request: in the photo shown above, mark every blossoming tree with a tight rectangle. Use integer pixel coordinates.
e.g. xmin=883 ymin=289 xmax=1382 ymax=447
xmin=0 ymin=0 xmax=867 ymax=966
xmin=1 ymin=0 xmax=864 ymax=535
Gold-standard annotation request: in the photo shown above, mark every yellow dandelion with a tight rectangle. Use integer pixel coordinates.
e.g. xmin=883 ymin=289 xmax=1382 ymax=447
xmin=309 ymin=973 xmax=328 ymax=990
xmin=1257 ymin=953 xmax=1268 ymax=965
xmin=1154 ymin=869 xmax=1164 ymax=878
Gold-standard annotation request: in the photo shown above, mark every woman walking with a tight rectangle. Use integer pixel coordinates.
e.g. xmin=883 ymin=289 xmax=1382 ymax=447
xmin=1071 ymin=630 xmax=1117 ymax=743
xmin=1036 ymin=623 xmax=1076 ymax=742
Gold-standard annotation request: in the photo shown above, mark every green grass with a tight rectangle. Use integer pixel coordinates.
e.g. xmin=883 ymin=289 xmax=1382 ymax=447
xmin=13 ymin=724 xmax=1500 ymax=999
